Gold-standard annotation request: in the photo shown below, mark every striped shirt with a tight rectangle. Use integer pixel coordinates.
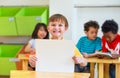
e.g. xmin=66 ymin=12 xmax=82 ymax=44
xmin=76 ymin=36 xmax=102 ymax=54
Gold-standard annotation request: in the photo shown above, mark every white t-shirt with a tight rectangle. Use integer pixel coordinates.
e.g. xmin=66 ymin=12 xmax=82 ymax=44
xmin=29 ymin=39 xmax=35 ymax=48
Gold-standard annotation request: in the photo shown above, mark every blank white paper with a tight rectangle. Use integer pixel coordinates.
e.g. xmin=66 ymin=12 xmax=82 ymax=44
xmin=35 ymin=39 xmax=75 ymax=73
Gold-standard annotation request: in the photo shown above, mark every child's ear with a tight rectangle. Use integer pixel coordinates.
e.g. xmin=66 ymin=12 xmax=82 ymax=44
xmin=84 ymin=31 xmax=87 ymax=35
xmin=65 ymin=26 xmax=68 ymax=31
xmin=47 ymin=26 xmax=50 ymax=32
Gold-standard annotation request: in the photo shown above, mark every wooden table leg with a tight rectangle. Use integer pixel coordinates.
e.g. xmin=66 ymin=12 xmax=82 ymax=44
xmin=116 ymin=64 xmax=120 ymax=78
xmin=90 ymin=63 xmax=95 ymax=78
xmin=104 ymin=64 xmax=110 ymax=78
xmin=99 ymin=63 xmax=104 ymax=78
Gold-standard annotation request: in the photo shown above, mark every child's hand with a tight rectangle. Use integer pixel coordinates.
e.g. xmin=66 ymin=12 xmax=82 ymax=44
xmin=72 ymin=56 xmax=87 ymax=66
xmin=109 ymin=49 xmax=116 ymax=54
xmin=97 ymin=55 xmax=105 ymax=59
xmin=111 ymin=54 xmax=119 ymax=59
xmin=79 ymin=58 xmax=87 ymax=67
xmin=82 ymin=52 xmax=89 ymax=58
xmin=72 ymin=56 xmax=81 ymax=64
xmin=30 ymin=49 xmax=36 ymax=54
xmin=29 ymin=55 xmax=37 ymax=68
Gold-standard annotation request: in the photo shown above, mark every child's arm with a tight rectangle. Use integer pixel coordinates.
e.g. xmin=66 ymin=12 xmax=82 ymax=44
xmin=72 ymin=56 xmax=87 ymax=66
xmin=24 ymin=43 xmax=35 ymax=54
xmin=73 ymin=47 xmax=87 ymax=66
xmin=82 ymin=52 xmax=96 ymax=58
xmin=82 ymin=50 xmax=100 ymax=58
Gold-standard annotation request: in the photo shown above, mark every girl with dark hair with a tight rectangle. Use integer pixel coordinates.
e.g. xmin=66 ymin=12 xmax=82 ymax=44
xmin=24 ymin=23 xmax=49 ymax=54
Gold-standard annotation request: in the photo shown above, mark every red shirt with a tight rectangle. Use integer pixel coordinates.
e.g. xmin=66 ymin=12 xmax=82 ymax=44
xmin=102 ymin=34 xmax=120 ymax=54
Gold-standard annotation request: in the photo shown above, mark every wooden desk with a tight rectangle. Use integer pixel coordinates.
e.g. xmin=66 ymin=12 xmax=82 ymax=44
xmin=86 ymin=57 xmax=120 ymax=78
xmin=18 ymin=54 xmax=29 ymax=70
xmin=10 ymin=70 xmax=90 ymax=78
xmin=112 ymin=59 xmax=120 ymax=78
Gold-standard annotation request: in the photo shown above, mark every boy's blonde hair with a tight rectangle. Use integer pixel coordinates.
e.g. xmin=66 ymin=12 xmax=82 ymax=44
xmin=49 ymin=14 xmax=68 ymax=27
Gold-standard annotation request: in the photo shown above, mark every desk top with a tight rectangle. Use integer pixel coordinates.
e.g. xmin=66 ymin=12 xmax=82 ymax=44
xmin=86 ymin=57 xmax=120 ymax=63
xmin=18 ymin=54 xmax=120 ymax=64
xmin=10 ymin=70 xmax=90 ymax=78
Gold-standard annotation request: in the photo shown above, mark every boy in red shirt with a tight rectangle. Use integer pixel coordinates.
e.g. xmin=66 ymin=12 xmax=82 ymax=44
xmin=101 ymin=20 xmax=120 ymax=78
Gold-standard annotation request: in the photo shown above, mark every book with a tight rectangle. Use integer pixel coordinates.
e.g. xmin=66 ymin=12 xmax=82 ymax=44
xmin=95 ymin=52 xmax=113 ymax=58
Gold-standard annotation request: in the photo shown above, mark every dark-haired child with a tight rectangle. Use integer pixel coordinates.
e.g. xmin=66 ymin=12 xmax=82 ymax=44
xmin=24 ymin=23 xmax=49 ymax=54
xmin=101 ymin=20 xmax=120 ymax=78
xmin=76 ymin=20 xmax=101 ymax=72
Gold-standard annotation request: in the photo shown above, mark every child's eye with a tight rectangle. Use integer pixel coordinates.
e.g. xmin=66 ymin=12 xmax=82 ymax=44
xmin=59 ymin=24 xmax=63 ymax=27
xmin=90 ymin=32 xmax=94 ymax=34
xmin=51 ymin=24 xmax=56 ymax=26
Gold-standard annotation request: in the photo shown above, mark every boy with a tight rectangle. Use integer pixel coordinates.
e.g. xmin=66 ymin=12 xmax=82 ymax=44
xmin=76 ymin=20 xmax=101 ymax=72
xmin=101 ymin=20 xmax=120 ymax=78
xmin=28 ymin=14 xmax=87 ymax=70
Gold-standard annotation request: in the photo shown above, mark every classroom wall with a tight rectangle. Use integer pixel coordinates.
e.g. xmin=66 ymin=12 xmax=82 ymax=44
xmin=75 ymin=7 xmax=120 ymax=41
xmin=74 ymin=0 xmax=120 ymax=44
xmin=75 ymin=0 xmax=120 ymax=6
xmin=75 ymin=7 xmax=120 ymax=43
xmin=49 ymin=0 xmax=75 ymax=40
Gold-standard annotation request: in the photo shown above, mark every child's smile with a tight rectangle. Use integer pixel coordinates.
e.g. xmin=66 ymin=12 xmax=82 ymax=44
xmin=53 ymin=30 xmax=61 ymax=33
xmin=48 ymin=21 xmax=67 ymax=39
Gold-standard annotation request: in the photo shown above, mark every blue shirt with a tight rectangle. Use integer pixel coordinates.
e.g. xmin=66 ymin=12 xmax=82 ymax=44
xmin=76 ymin=36 xmax=102 ymax=54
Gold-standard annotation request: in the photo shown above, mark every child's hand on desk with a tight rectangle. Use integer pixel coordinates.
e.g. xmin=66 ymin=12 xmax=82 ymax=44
xmin=29 ymin=55 xmax=37 ymax=68
xmin=97 ymin=55 xmax=104 ymax=59
xmin=111 ymin=54 xmax=120 ymax=59
xmin=72 ymin=56 xmax=87 ymax=66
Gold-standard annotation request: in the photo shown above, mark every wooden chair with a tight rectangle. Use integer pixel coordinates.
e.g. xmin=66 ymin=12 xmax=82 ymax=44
xmin=18 ymin=54 xmax=29 ymax=70
xmin=15 ymin=45 xmax=29 ymax=70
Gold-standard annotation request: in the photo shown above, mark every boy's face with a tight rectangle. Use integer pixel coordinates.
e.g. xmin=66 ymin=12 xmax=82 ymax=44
xmin=47 ymin=21 xmax=68 ymax=38
xmin=103 ymin=31 xmax=117 ymax=42
xmin=85 ymin=27 xmax=98 ymax=40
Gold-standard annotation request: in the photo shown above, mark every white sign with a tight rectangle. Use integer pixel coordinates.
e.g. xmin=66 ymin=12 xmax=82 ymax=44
xmin=35 ymin=39 xmax=75 ymax=73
